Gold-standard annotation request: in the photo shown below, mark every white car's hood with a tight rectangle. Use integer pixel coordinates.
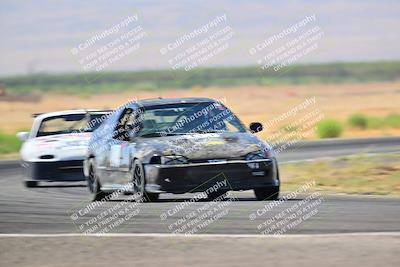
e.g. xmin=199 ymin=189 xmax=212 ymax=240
xmin=20 ymin=133 xmax=91 ymax=162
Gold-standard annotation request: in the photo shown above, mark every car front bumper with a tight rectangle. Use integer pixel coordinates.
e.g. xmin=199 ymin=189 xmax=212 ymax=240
xmin=144 ymin=158 xmax=279 ymax=194
xmin=22 ymin=160 xmax=85 ymax=182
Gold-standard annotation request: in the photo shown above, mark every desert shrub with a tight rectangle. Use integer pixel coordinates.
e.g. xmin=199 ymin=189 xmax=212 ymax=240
xmin=348 ymin=114 xmax=367 ymax=129
xmin=316 ymin=119 xmax=343 ymax=138
xmin=366 ymin=117 xmax=385 ymax=129
xmin=0 ymin=132 xmax=21 ymax=154
xmin=383 ymin=113 xmax=400 ymax=128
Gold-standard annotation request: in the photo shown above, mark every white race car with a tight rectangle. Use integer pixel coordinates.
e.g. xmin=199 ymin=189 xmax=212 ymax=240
xmin=17 ymin=109 xmax=111 ymax=187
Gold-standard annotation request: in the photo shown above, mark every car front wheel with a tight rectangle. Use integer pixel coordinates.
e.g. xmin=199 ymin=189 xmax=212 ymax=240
xmin=25 ymin=180 xmax=38 ymax=188
xmin=207 ymin=190 xmax=228 ymax=200
xmin=254 ymin=187 xmax=279 ymax=201
xmin=132 ymin=160 xmax=159 ymax=202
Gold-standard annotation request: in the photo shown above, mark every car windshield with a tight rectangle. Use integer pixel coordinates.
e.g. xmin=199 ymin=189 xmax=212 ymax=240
xmin=136 ymin=102 xmax=246 ymax=137
xmin=37 ymin=113 xmax=108 ymax=137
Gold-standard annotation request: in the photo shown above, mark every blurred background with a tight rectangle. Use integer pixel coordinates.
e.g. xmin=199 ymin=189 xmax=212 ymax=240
xmin=0 ymin=0 xmax=399 ymax=194
xmin=0 ymin=3 xmax=400 ymax=265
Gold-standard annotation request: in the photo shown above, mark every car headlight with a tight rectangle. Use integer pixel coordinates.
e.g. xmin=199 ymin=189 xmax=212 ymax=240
xmin=263 ymin=147 xmax=275 ymax=158
xmin=246 ymin=150 xmax=274 ymax=170
xmin=161 ymin=155 xmax=188 ymax=165
xmin=150 ymin=155 xmax=188 ymax=165
xmin=246 ymin=148 xmax=275 ymax=160
xmin=246 ymin=151 xmax=264 ymax=161
xmin=246 ymin=151 xmax=264 ymax=169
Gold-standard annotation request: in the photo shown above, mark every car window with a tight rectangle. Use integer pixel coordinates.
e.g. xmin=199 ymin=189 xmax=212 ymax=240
xmin=85 ymin=113 xmax=109 ymax=132
xmin=137 ymin=102 xmax=246 ymax=137
xmin=113 ymin=108 xmax=142 ymax=140
xmin=37 ymin=113 xmax=108 ymax=137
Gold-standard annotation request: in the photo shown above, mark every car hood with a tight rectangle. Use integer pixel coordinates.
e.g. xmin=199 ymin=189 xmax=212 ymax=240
xmin=137 ymin=132 xmax=267 ymax=160
xmin=20 ymin=133 xmax=92 ymax=161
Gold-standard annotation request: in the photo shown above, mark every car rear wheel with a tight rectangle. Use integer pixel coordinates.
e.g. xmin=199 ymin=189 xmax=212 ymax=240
xmin=254 ymin=187 xmax=279 ymax=201
xmin=87 ymin=160 xmax=108 ymax=202
xmin=132 ymin=160 xmax=159 ymax=202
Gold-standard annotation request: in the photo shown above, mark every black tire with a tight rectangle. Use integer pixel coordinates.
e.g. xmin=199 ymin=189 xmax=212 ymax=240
xmin=254 ymin=187 xmax=280 ymax=201
xmin=207 ymin=190 xmax=228 ymax=201
xmin=93 ymin=180 xmax=109 ymax=202
xmin=144 ymin=192 xmax=159 ymax=202
xmin=132 ymin=160 xmax=159 ymax=202
xmin=87 ymin=159 xmax=109 ymax=202
xmin=25 ymin=180 xmax=38 ymax=188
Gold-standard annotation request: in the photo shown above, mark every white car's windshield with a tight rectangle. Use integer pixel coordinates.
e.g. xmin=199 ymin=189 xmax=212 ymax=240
xmin=37 ymin=113 xmax=107 ymax=137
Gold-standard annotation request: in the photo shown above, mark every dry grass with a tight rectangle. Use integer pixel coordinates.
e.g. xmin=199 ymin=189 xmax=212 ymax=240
xmin=1 ymin=81 xmax=400 ymax=140
xmin=280 ymin=153 xmax=400 ymax=196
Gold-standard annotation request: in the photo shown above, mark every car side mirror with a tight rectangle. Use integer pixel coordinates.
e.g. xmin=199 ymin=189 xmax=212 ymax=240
xmin=112 ymin=129 xmax=127 ymax=141
xmin=112 ymin=128 xmax=135 ymax=142
xmin=249 ymin=122 xmax=263 ymax=133
xmin=16 ymin=132 xmax=29 ymax=142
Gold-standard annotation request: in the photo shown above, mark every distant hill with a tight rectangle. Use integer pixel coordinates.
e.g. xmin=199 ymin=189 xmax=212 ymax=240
xmin=1 ymin=61 xmax=400 ymax=94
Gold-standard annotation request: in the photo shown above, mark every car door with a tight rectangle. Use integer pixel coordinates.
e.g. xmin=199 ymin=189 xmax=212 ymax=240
xmin=107 ymin=107 xmax=139 ymax=185
xmin=93 ymin=111 xmax=119 ymax=185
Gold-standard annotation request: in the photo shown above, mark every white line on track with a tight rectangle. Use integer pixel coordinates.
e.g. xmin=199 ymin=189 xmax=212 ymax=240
xmin=1 ymin=232 xmax=400 ymax=238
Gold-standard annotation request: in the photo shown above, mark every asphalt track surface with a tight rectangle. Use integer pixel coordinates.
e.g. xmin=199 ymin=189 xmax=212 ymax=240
xmin=1 ymin=234 xmax=399 ymax=267
xmin=1 ymin=137 xmax=400 ymax=266
xmin=0 ymin=137 xmax=399 ymax=235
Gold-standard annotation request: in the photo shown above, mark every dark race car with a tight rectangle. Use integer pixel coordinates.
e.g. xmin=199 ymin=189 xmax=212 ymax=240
xmin=84 ymin=98 xmax=280 ymax=201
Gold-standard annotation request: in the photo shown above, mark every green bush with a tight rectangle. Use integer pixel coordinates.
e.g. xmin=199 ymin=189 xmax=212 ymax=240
xmin=383 ymin=113 xmax=400 ymax=128
xmin=0 ymin=132 xmax=21 ymax=154
xmin=348 ymin=114 xmax=367 ymax=129
xmin=361 ymin=113 xmax=400 ymax=129
xmin=316 ymin=119 xmax=343 ymax=138
xmin=366 ymin=117 xmax=384 ymax=129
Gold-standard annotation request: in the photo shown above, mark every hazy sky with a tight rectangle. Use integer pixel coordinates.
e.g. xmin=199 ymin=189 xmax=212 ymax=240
xmin=0 ymin=0 xmax=399 ymax=76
